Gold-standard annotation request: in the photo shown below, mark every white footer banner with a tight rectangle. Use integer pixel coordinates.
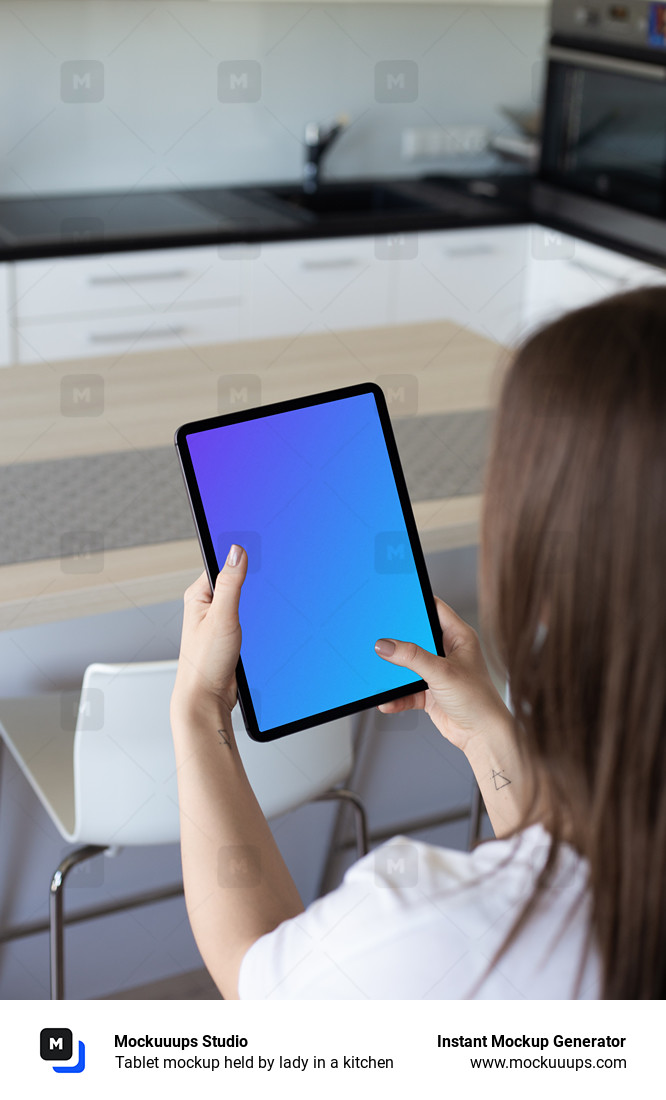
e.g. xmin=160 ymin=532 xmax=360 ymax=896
xmin=2 ymin=999 xmax=657 ymax=1099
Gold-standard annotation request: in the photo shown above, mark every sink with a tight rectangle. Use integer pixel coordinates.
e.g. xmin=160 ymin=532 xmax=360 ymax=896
xmin=253 ymin=182 xmax=435 ymax=221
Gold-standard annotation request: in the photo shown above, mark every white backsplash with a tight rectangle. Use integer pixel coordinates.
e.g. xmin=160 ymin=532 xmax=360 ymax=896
xmin=0 ymin=1 xmax=547 ymax=197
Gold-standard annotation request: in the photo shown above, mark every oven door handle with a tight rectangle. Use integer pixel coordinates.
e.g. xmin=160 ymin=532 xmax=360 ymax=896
xmin=548 ymin=45 xmax=666 ymax=82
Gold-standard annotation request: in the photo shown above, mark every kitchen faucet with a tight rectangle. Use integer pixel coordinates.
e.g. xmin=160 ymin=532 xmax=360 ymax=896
xmin=303 ymin=116 xmax=348 ymax=194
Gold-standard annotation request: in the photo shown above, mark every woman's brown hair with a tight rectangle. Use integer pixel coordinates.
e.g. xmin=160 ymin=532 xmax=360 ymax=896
xmin=480 ymin=285 xmax=666 ymax=999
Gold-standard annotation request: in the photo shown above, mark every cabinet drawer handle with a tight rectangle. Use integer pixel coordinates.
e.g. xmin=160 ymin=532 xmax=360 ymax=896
xmin=88 ymin=325 xmax=187 ymax=344
xmin=300 ymin=258 xmax=362 ymax=271
xmin=566 ymin=259 xmax=630 ymax=286
xmin=88 ymin=269 xmax=191 ymax=286
xmin=443 ymin=245 xmax=498 ymax=258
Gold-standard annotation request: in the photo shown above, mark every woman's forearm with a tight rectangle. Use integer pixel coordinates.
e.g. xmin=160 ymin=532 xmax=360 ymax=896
xmin=463 ymin=707 xmax=531 ymax=838
xmin=171 ymin=698 xmax=304 ymax=999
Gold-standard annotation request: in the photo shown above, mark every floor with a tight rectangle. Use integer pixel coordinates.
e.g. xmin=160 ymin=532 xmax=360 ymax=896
xmin=104 ymin=966 xmax=221 ymax=1000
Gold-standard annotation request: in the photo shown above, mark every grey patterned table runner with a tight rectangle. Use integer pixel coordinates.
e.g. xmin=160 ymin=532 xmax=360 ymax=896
xmin=0 ymin=410 xmax=490 ymax=566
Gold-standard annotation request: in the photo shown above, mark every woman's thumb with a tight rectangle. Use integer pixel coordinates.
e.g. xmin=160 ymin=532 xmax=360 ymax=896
xmin=211 ymin=544 xmax=247 ymax=629
xmin=374 ymin=637 xmax=447 ymax=689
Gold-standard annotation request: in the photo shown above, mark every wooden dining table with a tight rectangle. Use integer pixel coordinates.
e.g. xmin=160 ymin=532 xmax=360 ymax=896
xmin=0 ymin=319 xmax=507 ymax=630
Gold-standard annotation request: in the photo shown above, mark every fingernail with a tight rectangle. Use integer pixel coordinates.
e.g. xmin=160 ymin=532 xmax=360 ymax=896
xmin=375 ymin=638 xmax=395 ymax=656
xmin=227 ymin=544 xmax=241 ymax=567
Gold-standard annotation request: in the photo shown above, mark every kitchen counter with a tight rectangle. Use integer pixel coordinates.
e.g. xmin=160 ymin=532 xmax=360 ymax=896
xmin=0 ymin=177 xmax=526 ymax=262
xmin=4 ymin=173 xmax=666 ymax=273
xmin=0 ymin=319 xmax=506 ymax=629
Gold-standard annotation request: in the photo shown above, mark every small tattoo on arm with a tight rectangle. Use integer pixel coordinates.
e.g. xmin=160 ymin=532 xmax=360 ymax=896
xmin=217 ymin=728 xmax=231 ymax=748
xmin=491 ymin=768 xmax=511 ymax=790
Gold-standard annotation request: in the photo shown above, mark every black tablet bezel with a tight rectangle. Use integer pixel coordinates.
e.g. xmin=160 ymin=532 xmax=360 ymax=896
xmin=175 ymin=381 xmax=444 ymax=742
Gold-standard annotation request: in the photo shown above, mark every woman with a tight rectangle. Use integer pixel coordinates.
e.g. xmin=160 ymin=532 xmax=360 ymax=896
xmin=170 ymin=286 xmax=666 ymax=1000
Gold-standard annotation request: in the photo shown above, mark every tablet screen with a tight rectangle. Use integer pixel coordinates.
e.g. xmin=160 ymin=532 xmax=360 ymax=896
xmin=180 ymin=387 xmax=441 ymax=739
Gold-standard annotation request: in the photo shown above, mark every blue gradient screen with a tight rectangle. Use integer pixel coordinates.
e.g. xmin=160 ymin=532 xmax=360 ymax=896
xmin=186 ymin=392 xmax=438 ymax=733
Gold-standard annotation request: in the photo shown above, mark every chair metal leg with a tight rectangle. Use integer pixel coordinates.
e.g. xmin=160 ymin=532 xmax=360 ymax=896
xmin=467 ymin=783 xmax=485 ymax=850
xmin=314 ymin=788 xmax=369 ymax=860
xmin=49 ymin=844 xmax=107 ymax=1000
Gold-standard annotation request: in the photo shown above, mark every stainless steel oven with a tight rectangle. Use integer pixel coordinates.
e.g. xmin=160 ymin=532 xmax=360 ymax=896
xmin=533 ymin=0 xmax=666 ymax=253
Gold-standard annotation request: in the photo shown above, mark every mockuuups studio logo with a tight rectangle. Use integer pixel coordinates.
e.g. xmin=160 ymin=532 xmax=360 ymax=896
xmin=40 ymin=1028 xmax=86 ymax=1074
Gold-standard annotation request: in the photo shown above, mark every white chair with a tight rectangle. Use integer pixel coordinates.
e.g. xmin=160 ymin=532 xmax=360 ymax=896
xmin=0 ymin=659 xmax=368 ymax=999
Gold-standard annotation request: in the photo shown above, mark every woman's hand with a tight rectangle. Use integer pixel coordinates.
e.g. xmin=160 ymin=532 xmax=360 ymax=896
xmin=375 ymin=597 xmax=511 ymax=756
xmin=375 ymin=599 xmax=529 ymax=836
xmin=171 ymin=544 xmax=247 ymax=722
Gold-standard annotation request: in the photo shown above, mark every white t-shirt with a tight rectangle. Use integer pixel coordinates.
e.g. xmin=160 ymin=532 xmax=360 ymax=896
xmin=238 ymin=824 xmax=600 ymax=999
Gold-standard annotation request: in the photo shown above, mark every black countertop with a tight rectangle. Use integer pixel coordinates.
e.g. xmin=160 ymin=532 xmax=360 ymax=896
xmin=2 ymin=171 xmax=666 ymax=272
xmin=0 ymin=174 xmax=530 ymax=262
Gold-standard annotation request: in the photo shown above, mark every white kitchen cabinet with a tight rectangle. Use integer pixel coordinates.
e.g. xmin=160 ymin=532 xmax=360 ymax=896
xmin=15 ymin=304 xmax=242 ymax=365
xmin=13 ymin=245 xmax=249 ymax=365
xmin=388 ymin=225 xmax=530 ymax=347
xmin=0 ymin=265 xmax=11 ymax=366
xmin=15 ymin=246 xmax=242 ymax=321
xmin=8 ymin=223 xmax=666 ymax=367
xmin=522 ymin=225 xmax=666 ymax=335
xmin=246 ymin=235 xmax=391 ymax=339
xmin=12 ymin=236 xmax=390 ymax=365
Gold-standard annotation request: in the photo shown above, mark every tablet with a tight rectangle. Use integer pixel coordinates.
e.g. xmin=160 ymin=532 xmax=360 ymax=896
xmin=175 ymin=382 xmax=443 ymax=742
